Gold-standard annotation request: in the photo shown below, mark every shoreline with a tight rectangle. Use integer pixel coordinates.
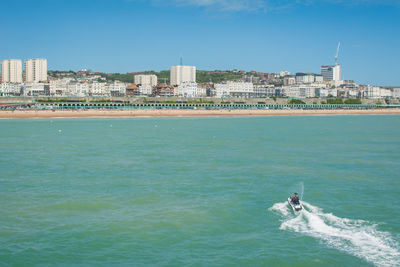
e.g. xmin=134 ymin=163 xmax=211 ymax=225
xmin=1 ymin=109 xmax=400 ymax=119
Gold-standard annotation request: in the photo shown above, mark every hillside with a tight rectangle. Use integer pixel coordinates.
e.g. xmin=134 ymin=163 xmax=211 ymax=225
xmin=49 ymin=70 xmax=246 ymax=84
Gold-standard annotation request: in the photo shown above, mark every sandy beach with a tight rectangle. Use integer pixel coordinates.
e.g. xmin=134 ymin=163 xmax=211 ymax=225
xmin=1 ymin=108 xmax=400 ymax=118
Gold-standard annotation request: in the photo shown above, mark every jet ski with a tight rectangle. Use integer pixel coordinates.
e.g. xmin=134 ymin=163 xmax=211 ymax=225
xmin=288 ymin=193 xmax=303 ymax=211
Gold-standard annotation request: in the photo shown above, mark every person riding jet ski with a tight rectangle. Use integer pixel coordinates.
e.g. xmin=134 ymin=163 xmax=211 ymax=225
xmin=290 ymin=193 xmax=300 ymax=204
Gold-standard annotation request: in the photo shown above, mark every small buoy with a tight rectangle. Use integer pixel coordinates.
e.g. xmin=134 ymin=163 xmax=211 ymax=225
xmin=110 ymin=124 xmax=113 ymax=128
xmin=58 ymin=129 xmax=62 ymax=133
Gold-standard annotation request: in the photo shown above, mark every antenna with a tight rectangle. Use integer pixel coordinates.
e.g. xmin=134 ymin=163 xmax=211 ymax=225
xmin=180 ymin=55 xmax=183 ymax=66
xmin=335 ymin=42 xmax=341 ymax=66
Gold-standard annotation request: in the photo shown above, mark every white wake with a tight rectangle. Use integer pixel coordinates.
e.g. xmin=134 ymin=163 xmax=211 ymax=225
xmin=269 ymin=201 xmax=400 ymax=267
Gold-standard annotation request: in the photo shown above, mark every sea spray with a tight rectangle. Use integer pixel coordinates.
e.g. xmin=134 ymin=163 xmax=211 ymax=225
xmin=289 ymin=182 xmax=304 ymax=200
xmin=300 ymin=182 xmax=304 ymax=201
xmin=269 ymin=201 xmax=400 ymax=267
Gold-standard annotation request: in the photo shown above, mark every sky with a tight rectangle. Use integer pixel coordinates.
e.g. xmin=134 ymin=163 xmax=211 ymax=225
xmin=1 ymin=0 xmax=399 ymax=85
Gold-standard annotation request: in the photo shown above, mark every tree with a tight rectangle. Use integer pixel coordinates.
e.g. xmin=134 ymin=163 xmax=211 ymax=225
xmin=288 ymin=99 xmax=305 ymax=105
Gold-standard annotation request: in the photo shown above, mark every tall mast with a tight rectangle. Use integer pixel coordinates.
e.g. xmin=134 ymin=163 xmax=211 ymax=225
xmin=335 ymin=42 xmax=341 ymax=66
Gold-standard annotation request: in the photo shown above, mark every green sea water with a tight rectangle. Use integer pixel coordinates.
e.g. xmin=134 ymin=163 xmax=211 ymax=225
xmin=0 ymin=115 xmax=399 ymax=266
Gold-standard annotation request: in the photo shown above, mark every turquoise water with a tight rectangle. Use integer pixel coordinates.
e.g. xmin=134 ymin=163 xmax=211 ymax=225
xmin=0 ymin=115 xmax=399 ymax=266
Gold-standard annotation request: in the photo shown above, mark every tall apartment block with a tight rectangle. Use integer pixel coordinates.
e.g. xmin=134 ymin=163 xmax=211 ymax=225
xmin=170 ymin=65 xmax=196 ymax=86
xmin=25 ymin=58 xmax=47 ymax=82
xmin=1 ymin=59 xmax=23 ymax=83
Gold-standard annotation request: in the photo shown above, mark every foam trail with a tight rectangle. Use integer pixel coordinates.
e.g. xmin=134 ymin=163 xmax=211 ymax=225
xmin=300 ymin=182 xmax=304 ymax=201
xmin=269 ymin=201 xmax=400 ymax=267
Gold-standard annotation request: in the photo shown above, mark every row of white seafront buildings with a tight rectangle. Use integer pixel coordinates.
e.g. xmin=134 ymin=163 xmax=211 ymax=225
xmin=1 ymin=58 xmax=399 ymax=99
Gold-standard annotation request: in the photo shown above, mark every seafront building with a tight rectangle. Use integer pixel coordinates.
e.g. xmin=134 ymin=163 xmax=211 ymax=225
xmin=89 ymin=81 xmax=108 ymax=96
xmin=284 ymin=85 xmax=319 ymax=98
xmin=253 ymin=85 xmax=277 ymax=98
xmin=178 ymin=81 xmax=199 ymax=98
xmin=170 ymin=65 xmax=196 ymax=86
xmin=153 ymin=83 xmax=174 ymax=97
xmin=47 ymin=78 xmax=128 ymax=97
xmin=134 ymin=74 xmax=157 ymax=87
xmin=24 ymin=83 xmax=50 ymax=96
xmin=317 ymin=87 xmax=338 ymax=98
xmin=139 ymin=84 xmax=153 ymax=96
xmin=1 ymin=59 xmax=23 ymax=83
xmin=108 ymin=81 xmax=126 ymax=97
xmin=364 ymin=86 xmax=392 ymax=99
xmin=393 ymin=88 xmax=400 ymax=98
xmin=49 ymin=78 xmax=73 ymax=96
xmin=0 ymin=83 xmax=22 ymax=96
xmin=214 ymin=81 xmax=254 ymax=98
xmin=68 ymin=81 xmax=88 ymax=97
xmin=25 ymin=58 xmax=47 ymax=83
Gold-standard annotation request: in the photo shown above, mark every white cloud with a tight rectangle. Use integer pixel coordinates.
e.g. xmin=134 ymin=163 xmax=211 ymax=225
xmin=171 ymin=0 xmax=267 ymax=12
xmin=136 ymin=0 xmax=400 ymax=12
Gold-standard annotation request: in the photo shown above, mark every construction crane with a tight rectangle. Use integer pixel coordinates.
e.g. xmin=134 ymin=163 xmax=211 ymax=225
xmin=335 ymin=42 xmax=341 ymax=66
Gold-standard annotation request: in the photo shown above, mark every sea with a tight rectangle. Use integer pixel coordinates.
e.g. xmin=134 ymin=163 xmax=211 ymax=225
xmin=0 ymin=115 xmax=399 ymax=266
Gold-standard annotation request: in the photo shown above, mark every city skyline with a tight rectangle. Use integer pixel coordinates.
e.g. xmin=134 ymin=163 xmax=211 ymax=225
xmin=1 ymin=0 xmax=399 ymax=86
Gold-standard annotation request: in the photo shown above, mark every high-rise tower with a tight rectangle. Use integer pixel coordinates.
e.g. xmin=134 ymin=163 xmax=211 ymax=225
xmin=1 ymin=59 xmax=23 ymax=83
xmin=24 ymin=58 xmax=47 ymax=82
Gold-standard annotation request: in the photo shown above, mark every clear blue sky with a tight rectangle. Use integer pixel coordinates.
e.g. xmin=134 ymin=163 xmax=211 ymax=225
xmin=1 ymin=0 xmax=399 ymax=85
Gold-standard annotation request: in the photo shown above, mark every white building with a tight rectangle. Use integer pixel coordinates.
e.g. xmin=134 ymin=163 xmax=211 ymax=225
xmin=0 ymin=83 xmax=22 ymax=96
xmin=348 ymin=89 xmax=361 ymax=98
xmin=295 ymin=73 xmax=315 ymax=84
xmin=254 ymin=85 xmax=277 ymax=97
xmin=197 ymin=84 xmax=208 ymax=97
xmin=170 ymin=65 xmax=196 ymax=86
xmin=139 ymin=84 xmax=153 ymax=96
xmin=380 ymin=88 xmax=392 ymax=98
xmin=300 ymin=86 xmax=317 ymax=98
xmin=321 ymin=65 xmax=341 ymax=82
xmin=314 ymin=75 xmax=324 ymax=83
xmin=317 ymin=88 xmax=338 ymax=98
xmin=279 ymin=70 xmax=290 ymax=77
xmin=66 ymin=81 xmax=88 ymax=97
xmin=393 ymin=88 xmax=400 ymax=98
xmin=88 ymin=81 xmax=108 ymax=96
xmin=284 ymin=85 xmax=317 ymax=98
xmin=25 ymin=58 xmax=47 ymax=83
xmin=178 ymin=82 xmax=198 ymax=98
xmin=134 ymin=74 xmax=157 ymax=87
xmin=108 ymin=81 xmax=126 ymax=96
xmin=284 ymin=86 xmax=300 ymax=98
xmin=214 ymin=81 xmax=254 ymax=98
xmin=24 ymin=83 xmax=50 ymax=96
xmin=364 ymin=86 xmax=379 ymax=99
xmin=49 ymin=78 xmax=73 ymax=96
xmin=1 ymin=59 xmax=23 ymax=83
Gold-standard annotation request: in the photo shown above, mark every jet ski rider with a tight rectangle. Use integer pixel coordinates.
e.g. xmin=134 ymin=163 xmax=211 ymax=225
xmin=291 ymin=193 xmax=300 ymax=204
